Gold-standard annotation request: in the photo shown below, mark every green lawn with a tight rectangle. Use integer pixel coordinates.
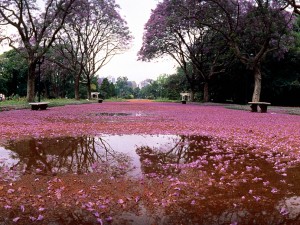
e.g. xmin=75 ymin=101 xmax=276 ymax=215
xmin=0 ymin=98 xmax=97 ymax=111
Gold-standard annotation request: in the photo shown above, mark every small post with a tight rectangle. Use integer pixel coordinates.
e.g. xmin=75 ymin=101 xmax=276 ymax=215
xmin=180 ymin=92 xmax=190 ymax=104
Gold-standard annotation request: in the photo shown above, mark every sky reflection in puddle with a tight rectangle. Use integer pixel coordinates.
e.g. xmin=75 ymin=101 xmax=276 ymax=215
xmin=1 ymin=134 xmax=300 ymax=224
xmin=1 ymin=134 xmax=183 ymax=177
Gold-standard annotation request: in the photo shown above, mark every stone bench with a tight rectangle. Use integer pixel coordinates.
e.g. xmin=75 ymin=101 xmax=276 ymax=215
xmin=29 ymin=102 xmax=49 ymax=110
xmin=248 ymin=102 xmax=271 ymax=113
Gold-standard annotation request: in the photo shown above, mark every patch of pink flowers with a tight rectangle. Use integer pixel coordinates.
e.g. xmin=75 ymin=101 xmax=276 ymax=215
xmin=0 ymin=102 xmax=299 ymax=157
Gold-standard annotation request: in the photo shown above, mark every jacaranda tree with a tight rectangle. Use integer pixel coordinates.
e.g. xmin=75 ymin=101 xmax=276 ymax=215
xmin=199 ymin=0 xmax=295 ymax=102
xmin=54 ymin=0 xmax=132 ymax=100
xmin=138 ymin=0 xmax=200 ymax=101
xmin=0 ymin=0 xmax=77 ymax=102
xmin=139 ymin=0 xmax=234 ymax=102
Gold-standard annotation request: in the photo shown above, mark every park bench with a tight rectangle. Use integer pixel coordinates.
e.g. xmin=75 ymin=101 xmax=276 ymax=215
xmin=29 ymin=102 xmax=49 ymax=110
xmin=248 ymin=102 xmax=271 ymax=113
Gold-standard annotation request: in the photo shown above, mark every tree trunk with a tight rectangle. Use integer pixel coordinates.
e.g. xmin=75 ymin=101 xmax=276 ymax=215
xmin=86 ymin=77 xmax=91 ymax=100
xmin=61 ymin=76 xmax=66 ymax=98
xmin=74 ymin=74 xmax=80 ymax=100
xmin=26 ymin=63 xmax=37 ymax=102
xmin=203 ymin=81 xmax=210 ymax=102
xmin=190 ymin=90 xmax=195 ymax=102
xmin=44 ymin=83 xmax=49 ymax=99
xmin=251 ymin=65 xmax=262 ymax=102
xmin=188 ymin=81 xmax=196 ymax=102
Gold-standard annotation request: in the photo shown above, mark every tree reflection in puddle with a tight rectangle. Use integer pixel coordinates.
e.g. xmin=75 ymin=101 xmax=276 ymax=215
xmin=0 ymin=135 xmax=300 ymax=224
xmin=2 ymin=136 xmax=133 ymax=177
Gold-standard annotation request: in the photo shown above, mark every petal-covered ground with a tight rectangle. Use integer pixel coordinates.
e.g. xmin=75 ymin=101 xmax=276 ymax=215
xmin=0 ymin=101 xmax=300 ymax=224
xmin=0 ymin=101 xmax=299 ymax=153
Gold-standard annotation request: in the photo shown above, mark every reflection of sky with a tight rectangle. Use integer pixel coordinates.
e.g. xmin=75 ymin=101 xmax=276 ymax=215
xmin=99 ymin=134 xmax=180 ymax=177
xmin=1 ymin=135 xmax=300 ymax=223
xmin=0 ymin=135 xmax=181 ymax=177
xmin=0 ymin=146 xmax=18 ymax=166
xmin=2 ymin=135 xmax=300 ymax=222
xmin=277 ymin=196 xmax=300 ymax=219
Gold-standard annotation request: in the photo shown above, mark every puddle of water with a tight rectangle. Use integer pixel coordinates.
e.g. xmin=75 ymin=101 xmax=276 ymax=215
xmin=1 ymin=134 xmax=184 ymax=177
xmin=92 ymin=112 xmax=132 ymax=116
xmin=1 ymin=134 xmax=300 ymax=224
xmin=90 ymin=112 xmax=145 ymax=117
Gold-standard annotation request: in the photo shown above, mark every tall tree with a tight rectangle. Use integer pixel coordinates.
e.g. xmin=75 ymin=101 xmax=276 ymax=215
xmin=138 ymin=0 xmax=231 ymax=102
xmin=139 ymin=80 xmax=160 ymax=99
xmin=41 ymin=54 xmax=73 ymax=98
xmin=139 ymin=0 xmax=196 ymax=100
xmin=54 ymin=0 xmax=132 ymax=100
xmin=0 ymin=0 xmax=77 ymax=102
xmin=51 ymin=37 xmax=85 ymax=100
xmin=99 ymin=78 xmax=111 ymax=98
xmin=115 ymin=76 xmax=133 ymax=98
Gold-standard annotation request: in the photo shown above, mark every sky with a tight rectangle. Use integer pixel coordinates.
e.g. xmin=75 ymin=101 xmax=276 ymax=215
xmin=99 ymin=0 xmax=177 ymax=83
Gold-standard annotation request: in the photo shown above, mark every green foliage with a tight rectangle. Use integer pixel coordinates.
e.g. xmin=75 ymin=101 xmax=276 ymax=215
xmin=0 ymin=98 xmax=98 ymax=111
xmin=132 ymin=87 xmax=140 ymax=98
xmin=40 ymin=49 xmax=76 ymax=99
xmin=154 ymin=98 xmax=178 ymax=103
xmin=159 ymin=70 xmax=191 ymax=100
xmin=99 ymin=78 xmax=115 ymax=99
xmin=139 ymin=71 xmax=190 ymax=101
xmin=261 ymin=50 xmax=300 ymax=106
xmin=139 ymin=80 xmax=160 ymax=99
xmin=109 ymin=82 xmax=116 ymax=97
xmin=207 ymin=47 xmax=300 ymax=106
xmin=104 ymin=97 xmax=127 ymax=102
xmin=292 ymin=15 xmax=300 ymax=53
xmin=90 ymin=76 xmax=99 ymax=92
xmin=0 ymin=97 xmax=28 ymax=111
xmin=0 ymin=76 xmax=8 ymax=94
xmin=0 ymin=49 xmax=28 ymax=97
xmin=115 ymin=76 xmax=133 ymax=98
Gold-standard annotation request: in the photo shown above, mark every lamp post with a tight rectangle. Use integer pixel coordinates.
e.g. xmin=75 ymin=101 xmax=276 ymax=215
xmin=36 ymin=56 xmax=45 ymax=102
